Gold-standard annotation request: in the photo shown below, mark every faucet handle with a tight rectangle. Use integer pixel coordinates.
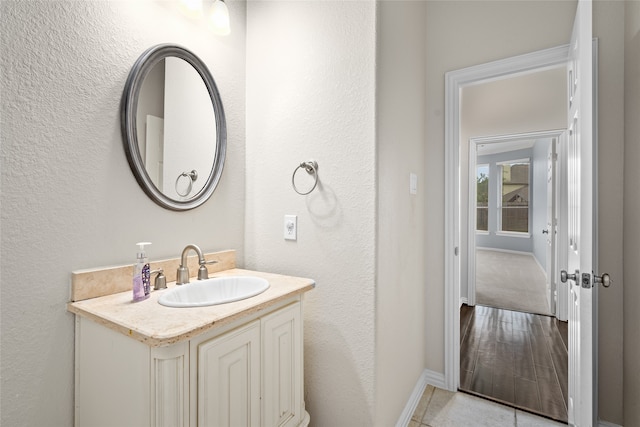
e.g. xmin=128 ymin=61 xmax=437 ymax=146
xmin=176 ymin=265 xmax=189 ymax=285
xmin=197 ymin=259 xmax=218 ymax=280
xmin=151 ymin=269 xmax=166 ymax=290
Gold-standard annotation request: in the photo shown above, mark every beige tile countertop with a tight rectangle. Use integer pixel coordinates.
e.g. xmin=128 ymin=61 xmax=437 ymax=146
xmin=68 ymin=268 xmax=315 ymax=348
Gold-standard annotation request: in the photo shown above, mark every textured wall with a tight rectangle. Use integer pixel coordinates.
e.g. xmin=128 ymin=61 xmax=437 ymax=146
xmin=624 ymin=1 xmax=640 ymax=425
xmin=245 ymin=1 xmax=378 ymax=424
xmin=0 ymin=2 xmax=246 ymax=425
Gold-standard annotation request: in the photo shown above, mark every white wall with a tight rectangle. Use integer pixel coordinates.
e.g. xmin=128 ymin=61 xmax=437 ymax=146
xmin=624 ymin=1 xmax=640 ymax=425
xmin=246 ymin=1 xmax=378 ymax=424
xmin=0 ymin=2 xmax=246 ymax=425
xmin=376 ymin=1 xmax=428 ymax=425
xmin=246 ymin=1 xmax=428 ymax=425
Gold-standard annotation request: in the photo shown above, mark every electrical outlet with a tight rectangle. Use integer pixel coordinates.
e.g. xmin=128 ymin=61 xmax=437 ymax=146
xmin=284 ymin=215 xmax=297 ymax=241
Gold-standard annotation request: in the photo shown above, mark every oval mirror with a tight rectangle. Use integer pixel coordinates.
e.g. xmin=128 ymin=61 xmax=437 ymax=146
xmin=121 ymin=44 xmax=226 ymax=210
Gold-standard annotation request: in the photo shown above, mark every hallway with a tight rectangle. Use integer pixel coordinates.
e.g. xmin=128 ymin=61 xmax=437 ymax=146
xmin=459 ymin=305 xmax=568 ymax=423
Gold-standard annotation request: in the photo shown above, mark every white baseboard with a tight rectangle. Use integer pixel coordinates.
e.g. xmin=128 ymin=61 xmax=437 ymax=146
xmin=531 ymin=253 xmax=546 ymax=278
xmin=598 ymin=421 xmax=623 ymax=427
xmin=395 ymin=369 xmax=446 ymax=427
xmin=395 ymin=370 xmax=429 ymax=427
xmin=424 ymin=369 xmax=446 ymax=389
xmin=476 ymin=247 xmax=531 ymax=256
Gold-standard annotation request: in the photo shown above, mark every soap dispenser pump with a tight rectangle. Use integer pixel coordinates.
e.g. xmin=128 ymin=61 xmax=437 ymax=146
xmin=132 ymin=242 xmax=152 ymax=302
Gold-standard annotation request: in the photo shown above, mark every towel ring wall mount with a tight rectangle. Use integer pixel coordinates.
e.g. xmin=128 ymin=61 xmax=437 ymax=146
xmin=175 ymin=170 xmax=198 ymax=197
xmin=292 ymin=160 xmax=319 ymax=195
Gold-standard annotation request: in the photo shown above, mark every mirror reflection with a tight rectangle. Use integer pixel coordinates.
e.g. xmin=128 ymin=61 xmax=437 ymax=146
xmin=137 ymin=57 xmax=216 ymax=200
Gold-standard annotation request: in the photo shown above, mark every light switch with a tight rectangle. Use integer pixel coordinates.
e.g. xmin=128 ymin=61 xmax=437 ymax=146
xmin=284 ymin=215 xmax=297 ymax=241
xmin=410 ymin=173 xmax=418 ymax=195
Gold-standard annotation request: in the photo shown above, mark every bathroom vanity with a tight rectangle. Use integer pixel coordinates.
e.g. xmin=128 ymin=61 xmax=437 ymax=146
xmin=68 ymin=250 xmax=314 ymax=427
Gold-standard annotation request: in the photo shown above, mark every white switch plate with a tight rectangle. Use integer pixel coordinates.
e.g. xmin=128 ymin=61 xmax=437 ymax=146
xmin=284 ymin=215 xmax=297 ymax=241
xmin=410 ymin=173 xmax=418 ymax=194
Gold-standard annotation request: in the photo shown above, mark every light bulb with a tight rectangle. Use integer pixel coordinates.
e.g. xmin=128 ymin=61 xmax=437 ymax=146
xmin=180 ymin=0 xmax=203 ymax=17
xmin=210 ymin=0 xmax=230 ymax=36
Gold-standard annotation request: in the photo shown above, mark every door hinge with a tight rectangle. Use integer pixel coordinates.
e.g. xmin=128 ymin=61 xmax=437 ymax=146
xmin=454 ymin=247 xmax=459 ymax=256
xmin=582 ymin=273 xmax=591 ymax=288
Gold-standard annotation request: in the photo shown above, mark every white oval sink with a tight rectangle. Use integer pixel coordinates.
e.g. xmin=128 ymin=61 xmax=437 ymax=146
xmin=158 ymin=276 xmax=270 ymax=308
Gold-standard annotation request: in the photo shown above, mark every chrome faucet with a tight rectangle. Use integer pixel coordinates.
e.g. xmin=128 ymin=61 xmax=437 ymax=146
xmin=176 ymin=244 xmax=218 ymax=285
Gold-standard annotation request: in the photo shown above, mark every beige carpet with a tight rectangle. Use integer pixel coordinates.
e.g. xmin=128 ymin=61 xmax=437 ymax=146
xmin=475 ymin=249 xmax=551 ymax=316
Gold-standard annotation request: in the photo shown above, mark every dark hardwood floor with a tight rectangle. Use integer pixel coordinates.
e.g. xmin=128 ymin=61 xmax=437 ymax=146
xmin=459 ymin=304 xmax=569 ymax=423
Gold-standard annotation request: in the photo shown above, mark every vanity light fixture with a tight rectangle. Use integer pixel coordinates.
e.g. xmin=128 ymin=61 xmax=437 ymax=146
xmin=178 ymin=0 xmax=230 ymax=36
xmin=209 ymin=0 xmax=230 ymax=36
xmin=179 ymin=0 xmax=203 ymax=18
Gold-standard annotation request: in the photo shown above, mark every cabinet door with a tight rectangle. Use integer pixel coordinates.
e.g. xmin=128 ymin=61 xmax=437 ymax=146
xmin=197 ymin=320 xmax=261 ymax=427
xmin=151 ymin=342 xmax=189 ymax=427
xmin=262 ymin=302 xmax=302 ymax=427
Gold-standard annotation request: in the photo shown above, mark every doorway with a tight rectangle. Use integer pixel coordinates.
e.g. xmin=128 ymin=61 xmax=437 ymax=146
xmin=463 ymin=130 xmax=569 ymax=421
xmin=443 ymin=44 xmax=572 ymax=398
xmin=444 ymin=3 xmax=598 ymax=425
xmin=467 ymin=131 xmax=568 ymax=320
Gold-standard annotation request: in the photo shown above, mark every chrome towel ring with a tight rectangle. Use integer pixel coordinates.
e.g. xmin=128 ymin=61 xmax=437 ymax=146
xmin=175 ymin=170 xmax=198 ymax=197
xmin=292 ymin=160 xmax=319 ymax=195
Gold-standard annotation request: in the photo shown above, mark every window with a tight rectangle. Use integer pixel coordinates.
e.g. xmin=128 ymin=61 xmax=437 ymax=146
xmin=476 ymin=164 xmax=489 ymax=232
xmin=498 ymin=159 xmax=529 ymax=233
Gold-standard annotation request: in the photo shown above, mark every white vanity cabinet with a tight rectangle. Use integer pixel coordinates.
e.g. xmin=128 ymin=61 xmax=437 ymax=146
xmin=74 ymin=298 xmax=308 ymax=427
xmin=190 ymin=301 xmax=303 ymax=427
xmin=191 ymin=320 xmax=261 ymax=427
xmin=261 ymin=303 xmax=303 ymax=427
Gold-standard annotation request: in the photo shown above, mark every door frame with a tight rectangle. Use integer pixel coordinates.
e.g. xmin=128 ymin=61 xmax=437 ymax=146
xmin=467 ymin=130 xmax=566 ymax=317
xmin=443 ymin=44 xmax=570 ymax=391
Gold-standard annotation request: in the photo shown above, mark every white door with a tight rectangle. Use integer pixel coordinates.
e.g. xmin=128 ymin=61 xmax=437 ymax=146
xmin=564 ymin=1 xmax=595 ymax=425
xmin=546 ymin=139 xmax=557 ymax=315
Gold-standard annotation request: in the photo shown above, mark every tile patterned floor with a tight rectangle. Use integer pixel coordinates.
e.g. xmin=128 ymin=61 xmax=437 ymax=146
xmin=410 ymin=385 xmax=567 ymax=427
xmin=459 ymin=304 xmax=568 ymax=422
